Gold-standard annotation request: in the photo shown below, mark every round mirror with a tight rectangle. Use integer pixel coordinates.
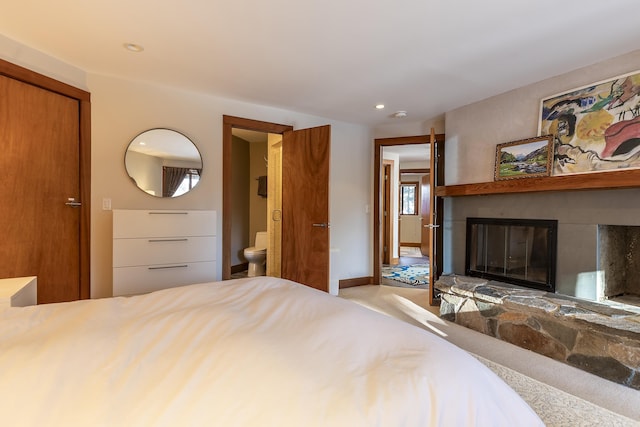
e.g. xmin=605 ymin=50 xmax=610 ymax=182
xmin=125 ymin=128 xmax=203 ymax=197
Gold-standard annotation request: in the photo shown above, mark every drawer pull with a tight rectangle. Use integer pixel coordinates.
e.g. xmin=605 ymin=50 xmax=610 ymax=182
xmin=148 ymin=265 xmax=189 ymax=270
xmin=148 ymin=238 xmax=189 ymax=243
xmin=148 ymin=212 xmax=188 ymax=215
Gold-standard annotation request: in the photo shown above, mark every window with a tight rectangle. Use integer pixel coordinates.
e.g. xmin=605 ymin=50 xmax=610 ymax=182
xmin=172 ymin=169 xmax=201 ymax=197
xmin=400 ymin=182 xmax=419 ymax=215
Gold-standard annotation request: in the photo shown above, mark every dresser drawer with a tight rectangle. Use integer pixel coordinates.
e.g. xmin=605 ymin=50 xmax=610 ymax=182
xmin=113 ymin=210 xmax=216 ymax=238
xmin=113 ymin=261 xmax=216 ymax=296
xmin=113 ymin=236 xmax=216 ymax=267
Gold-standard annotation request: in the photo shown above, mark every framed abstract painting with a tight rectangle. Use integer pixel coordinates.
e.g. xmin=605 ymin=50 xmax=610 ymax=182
xmin=539 ymin=69 xmax=640 ymax=176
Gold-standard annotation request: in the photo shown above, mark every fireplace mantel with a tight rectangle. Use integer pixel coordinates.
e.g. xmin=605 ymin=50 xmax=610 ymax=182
xmin=435 ymin=168 xmax=640 ymax=197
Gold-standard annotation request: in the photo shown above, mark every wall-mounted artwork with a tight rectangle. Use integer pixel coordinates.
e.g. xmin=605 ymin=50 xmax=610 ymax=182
xmin=494 ymin=135 xmax=553 ymax=181
xmin=539 ymin=70 xmax=640 ymax=176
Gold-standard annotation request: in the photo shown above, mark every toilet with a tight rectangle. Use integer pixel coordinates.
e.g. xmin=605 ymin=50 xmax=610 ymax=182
xmin=244 ymin=231 xmax=267 ymax=277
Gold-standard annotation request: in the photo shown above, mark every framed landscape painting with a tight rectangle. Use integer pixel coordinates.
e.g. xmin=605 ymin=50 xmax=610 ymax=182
xmin=495 ymin=135 xmax=553 ymax=181
xmin=539 ymin=69 xmax=640 ymax=176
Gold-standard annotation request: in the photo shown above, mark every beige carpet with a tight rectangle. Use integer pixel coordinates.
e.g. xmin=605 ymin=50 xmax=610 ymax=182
xmin=339 ymin=285 xmax=640 ymax=426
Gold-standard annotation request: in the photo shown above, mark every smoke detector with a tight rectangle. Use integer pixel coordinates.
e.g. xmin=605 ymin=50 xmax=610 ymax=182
xmin=392 ymin=110 xmax=408 ymax=118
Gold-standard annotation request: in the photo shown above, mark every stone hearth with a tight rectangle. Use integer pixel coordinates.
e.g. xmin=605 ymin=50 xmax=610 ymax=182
xmin=436 ymin=275 xmax=640 ymax=389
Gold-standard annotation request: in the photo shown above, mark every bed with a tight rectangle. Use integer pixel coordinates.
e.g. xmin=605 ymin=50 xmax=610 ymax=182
xmin=0 ymin=276 xmax=542 ymax=426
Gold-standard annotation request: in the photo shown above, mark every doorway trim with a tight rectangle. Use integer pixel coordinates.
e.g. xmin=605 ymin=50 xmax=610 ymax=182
xmin=222 ymin=115 xmax=293 ymax=279
xmin=373 ymin=134 xmax=445 ymax=285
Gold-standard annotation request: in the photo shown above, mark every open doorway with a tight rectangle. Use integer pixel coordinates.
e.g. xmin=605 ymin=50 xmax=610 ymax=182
xmin=227 ymin=128 xmax=271 ymax=278
xmin=222 ymin=116 xmax=293 ymax=280
xmin=373 ymin=133 xmax=445 ymax=304
xmin=222 ymin=116 xmax=332 ymax=292
xmin=380 ymin=145 xmax=430 ymax=288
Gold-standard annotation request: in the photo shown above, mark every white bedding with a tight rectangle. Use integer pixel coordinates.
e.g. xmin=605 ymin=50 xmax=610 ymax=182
xmin=0 ymin=277 xmax=542 ymax=426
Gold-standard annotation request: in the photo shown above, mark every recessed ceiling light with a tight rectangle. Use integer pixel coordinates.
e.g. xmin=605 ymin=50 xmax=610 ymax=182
xmin=392 ymin=111 xmax=408 ymax=118
xmin=375 ymin=104 xmax=385 ymax=110
xmin=124 ymin=43 xmax=144 ymax=53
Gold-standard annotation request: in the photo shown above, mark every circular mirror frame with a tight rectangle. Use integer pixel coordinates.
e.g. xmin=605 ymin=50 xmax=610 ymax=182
xmin=124 ymin=128 xmax=203 ymax=198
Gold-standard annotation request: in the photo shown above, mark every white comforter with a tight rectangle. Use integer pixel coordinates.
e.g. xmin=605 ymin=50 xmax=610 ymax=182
xmin=0 ymin=277 xmax=542 ymax=426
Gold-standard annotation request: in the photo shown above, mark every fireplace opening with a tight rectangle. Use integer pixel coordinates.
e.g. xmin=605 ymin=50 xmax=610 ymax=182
xmin=465 ymin=217 xmax=557 ymax=292
xmin=597 ymin=225 xmax=640 ymax=306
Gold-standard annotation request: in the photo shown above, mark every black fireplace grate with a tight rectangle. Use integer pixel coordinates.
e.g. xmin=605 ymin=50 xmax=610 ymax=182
xmin=465 ymin=217 xmax=557 ymax=292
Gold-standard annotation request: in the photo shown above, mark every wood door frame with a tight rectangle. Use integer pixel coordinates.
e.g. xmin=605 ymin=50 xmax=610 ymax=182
xmin=382 ymin=162 xmax=393 ymax=264
xmin=373 ymin=134 xmax=444 ymax=285
xmin=0 ymin=58 xmax=91 ymax=300
xmin=419 ymin=173 xmax=431 ymax=256
xmin=222 ymin=115 xmax=293 ymax=280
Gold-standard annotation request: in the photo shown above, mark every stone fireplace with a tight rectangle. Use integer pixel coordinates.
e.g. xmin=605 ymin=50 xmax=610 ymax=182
xmin=440 ymin=189 xmax=640 ymax=389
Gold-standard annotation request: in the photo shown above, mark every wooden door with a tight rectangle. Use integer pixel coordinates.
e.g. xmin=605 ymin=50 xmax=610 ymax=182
xmin=428 ymin=129 xmax=438 ymax=305
xmin=0 ymin=72 xmax=84 ymax=304
xmin=383 ymin=164 xmax=392 ymax=264
xmin=420 ymin=174 xmax=431 ymax=255
xmin=281 ymin=125 xmax=330 ymax=291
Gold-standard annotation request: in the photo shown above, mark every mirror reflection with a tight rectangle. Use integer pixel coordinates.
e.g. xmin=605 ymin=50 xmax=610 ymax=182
xmin=125 ymin=128 xmax=202 ymax=197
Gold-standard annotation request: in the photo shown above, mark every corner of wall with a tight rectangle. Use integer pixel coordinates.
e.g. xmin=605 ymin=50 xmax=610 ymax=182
xmin=0 ymin=34 xmax=87 ymax=91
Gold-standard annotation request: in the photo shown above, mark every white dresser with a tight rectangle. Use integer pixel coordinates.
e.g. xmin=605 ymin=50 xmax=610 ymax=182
xmin=113 ymin=210 xmax=217 ymax=296
xmin=0 ymin=276 xmax=37 ymax=308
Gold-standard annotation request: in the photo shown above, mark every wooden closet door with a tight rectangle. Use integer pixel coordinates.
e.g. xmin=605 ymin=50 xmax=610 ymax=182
xmin=0 ymin=74 xmax=81 ymax=303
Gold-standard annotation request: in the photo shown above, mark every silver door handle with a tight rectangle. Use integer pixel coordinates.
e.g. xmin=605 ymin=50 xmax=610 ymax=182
xmin=65 ymin=198 xmax=82 ymax=207
xmin=423 ymin=224 xmax=440 ymax=228
xmin=312 ymin=223 xmax=330 ymax=228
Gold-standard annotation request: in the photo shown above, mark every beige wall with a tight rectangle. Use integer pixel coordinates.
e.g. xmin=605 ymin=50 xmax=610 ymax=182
xmin=249 ymin=140 xmax=268 ymax=242
xmin=231 ymin=136 xmax=250 ymax=266
xmin=124 ymin=151 xmax=163 ymax=197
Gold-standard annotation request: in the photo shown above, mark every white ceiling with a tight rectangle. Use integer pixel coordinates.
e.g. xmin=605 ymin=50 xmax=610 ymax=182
xmin=2 ymin=1 xmax=639 ymax=127
xmin=384 ymin=144 xmax=430 ymax=163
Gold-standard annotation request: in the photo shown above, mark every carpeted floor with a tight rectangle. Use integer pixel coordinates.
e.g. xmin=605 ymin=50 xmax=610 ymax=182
xmin=339 ymin=284 xmax=640 ymax=425
xmin=473 ymin=355 xmax=637 ymax=426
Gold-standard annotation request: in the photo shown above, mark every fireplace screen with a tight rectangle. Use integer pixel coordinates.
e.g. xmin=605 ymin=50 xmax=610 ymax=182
xmin=465 ymin=218 xmax=557 ymax=292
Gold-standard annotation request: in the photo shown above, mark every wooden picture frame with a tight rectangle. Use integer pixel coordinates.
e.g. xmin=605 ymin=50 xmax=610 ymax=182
xmin=494 ymin=135 xmax=553 ymax=181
